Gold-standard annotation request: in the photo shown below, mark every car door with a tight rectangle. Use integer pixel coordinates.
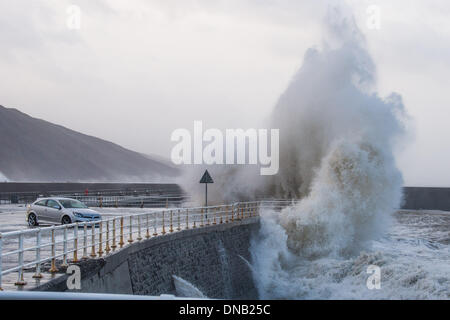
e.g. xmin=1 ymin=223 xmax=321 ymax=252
xmin=45 ymin=199 xmax=62 ymax=224
xmin=33 ymin=199 xmax=49 ymax=222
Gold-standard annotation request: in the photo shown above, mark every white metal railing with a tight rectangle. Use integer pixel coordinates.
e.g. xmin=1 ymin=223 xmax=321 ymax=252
xmin=0 ymin=200 xmax=296 ymax=290
xmin=69 ymin=194 xmax=188 ymax=208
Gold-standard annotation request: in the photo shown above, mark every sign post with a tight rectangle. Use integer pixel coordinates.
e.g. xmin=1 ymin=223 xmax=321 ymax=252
xmin=199 ymin=170 xmax=214 ymax=207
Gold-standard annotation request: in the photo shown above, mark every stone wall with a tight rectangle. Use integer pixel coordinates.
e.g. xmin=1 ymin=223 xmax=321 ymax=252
xmin=36 ymin=218 xmax=260 ymax=299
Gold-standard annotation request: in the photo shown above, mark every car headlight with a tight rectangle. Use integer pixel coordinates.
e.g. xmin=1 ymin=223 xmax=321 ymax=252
xmin=73 ymin=212 xmax=84 ymax=218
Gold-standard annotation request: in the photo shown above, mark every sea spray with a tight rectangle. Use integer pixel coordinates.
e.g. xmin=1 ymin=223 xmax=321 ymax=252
xmin=173 ymin=275 xmax=207 ymax=298
xmin=248 ymin=9 xmax=409 ymax=298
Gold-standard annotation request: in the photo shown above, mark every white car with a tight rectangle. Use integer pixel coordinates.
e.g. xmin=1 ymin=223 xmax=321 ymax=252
xmin=26 ymin=197 xmax=101 ymax=226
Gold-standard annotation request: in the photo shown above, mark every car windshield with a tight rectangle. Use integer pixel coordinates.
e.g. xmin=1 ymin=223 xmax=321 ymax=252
xmin=59 ymin=199 xmax=88 ymax=209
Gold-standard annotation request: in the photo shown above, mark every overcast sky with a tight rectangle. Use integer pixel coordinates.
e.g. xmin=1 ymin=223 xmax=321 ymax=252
xmin=0 ymin=0 xmax=449 ymax=187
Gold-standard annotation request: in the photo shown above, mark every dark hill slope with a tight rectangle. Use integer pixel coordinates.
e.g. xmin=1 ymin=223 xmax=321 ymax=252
xmin=0 ymin=105 xmax=178 ymax=182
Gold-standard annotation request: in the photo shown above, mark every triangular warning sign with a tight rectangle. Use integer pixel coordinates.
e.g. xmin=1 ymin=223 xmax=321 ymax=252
xmin=199 ymin=170 xmax=214 ymax=184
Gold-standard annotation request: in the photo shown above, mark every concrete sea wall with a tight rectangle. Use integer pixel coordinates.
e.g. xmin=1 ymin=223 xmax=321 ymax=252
xmin=36 ymin=218 xmax=260 ymax=299
xmin=402 ymin=187 xmax=450 ymax=211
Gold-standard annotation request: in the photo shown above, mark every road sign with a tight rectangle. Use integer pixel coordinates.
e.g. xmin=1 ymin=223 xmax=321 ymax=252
xmin=199 ymin=170 xmax=213 ymax=206
xmin=199 ymin=170 xmax=214 ymax=184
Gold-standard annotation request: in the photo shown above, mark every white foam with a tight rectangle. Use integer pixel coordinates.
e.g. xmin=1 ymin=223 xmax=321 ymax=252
xmin=172 ymin=275 xmax=207 ymax=298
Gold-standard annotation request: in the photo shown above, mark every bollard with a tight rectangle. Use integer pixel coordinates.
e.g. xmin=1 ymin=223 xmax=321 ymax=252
xmin=90 ymin=224 xmax=96 ymax=258
xmin=98 ymin=221 xmax=104 ymax=257
xmin=177 ymin=210 xmax=181 ymax=231
xmin=33 ymin=229 xmax=43 ymax=278
xmin=146 ymin=214 xmax=151 ymax=239
xmin=128 ymin=216 xmax=134 ymax=243
xmin=200 ymin=208 xmax=204 ymax=227
xmin=169 ymin=211 xmax=174 ymax=233
xmin=112 ymin=218 xmax=117 ymax=250
xmin=62 ymin=226 xmax=69 ymax=267
xmin=213 ymin=207 xmax=217 ymax=225
xmin=50 ymin=228 xmax=59 ymax=272
xmin=220 ymin=207 xmax=223 ymax=224
xmin=137 ymin=215 xmax=142 ymax=241
xmin=73 ymin=223 xmax=79 ymax=262
xmin=15 ymin=233 xmax=27 ymax=285
xmin=119 ymin=217 xmax=125 ymax=248
xmin=82 ymin=223 xmax=88 ymax=259
xmin=231 ymin=205 xmax=235 ymax=222
xmin=185 ymin=209 xmax=189 ymax=230
xmin=105 ymin=220 xmax=111 ymax=253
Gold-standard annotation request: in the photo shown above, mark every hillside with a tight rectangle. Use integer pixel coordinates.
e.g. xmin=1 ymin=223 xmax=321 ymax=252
xmin=0 ymin=105 xmax=179 ymax=182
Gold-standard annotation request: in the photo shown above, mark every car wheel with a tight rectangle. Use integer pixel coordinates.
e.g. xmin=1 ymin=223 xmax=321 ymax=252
xmin=28 ymin=213 xmax=38 ymax=227
xmin=61 ymin=215 xmax=72 ymax=225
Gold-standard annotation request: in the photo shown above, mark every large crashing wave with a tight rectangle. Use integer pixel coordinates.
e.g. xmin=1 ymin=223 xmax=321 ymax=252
xmin=247 ymin=10 xmax=407 ymax=298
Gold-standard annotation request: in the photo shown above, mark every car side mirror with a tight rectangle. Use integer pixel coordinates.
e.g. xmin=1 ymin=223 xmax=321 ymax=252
xmin=55 ymin=205 xmax=61 ymax=210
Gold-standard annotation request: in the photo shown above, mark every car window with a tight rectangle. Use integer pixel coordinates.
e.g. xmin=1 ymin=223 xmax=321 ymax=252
xmin=59 ymin=199 xmax=88 ymax=209
xmin=46 ymin=200 xmax=60 ymax=209
xmin=35 ymin=200 xmax=47 ymax=206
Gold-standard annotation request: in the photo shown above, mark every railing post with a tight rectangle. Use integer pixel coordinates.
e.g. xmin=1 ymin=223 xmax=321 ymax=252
xmin=98 ymin=221 xmax=104 ymax=257
xmin=220 ymin=207 xmax=223 ymax=224
xmin=111 ymin=218 xmax=117 ymax=250
xmin=119 ymin=217 xmax=125 ymax=248
xmin=105 ymin=220 xmax=111 ymax=253
xmin=193 ymin=209 xmax=197 ymax=229
xmin=128 ymin=216 xmax=134 ymax=243
xmin=177 ymin=210 xmax=181 ymax=231
xmin=213 ymin=207 xmax=217 ymax=225
xmin=50 ymin=227 xmax=59 ymax=272
xmin=146 ymin=214 xmax=151 ymax=239
xmin=137 ymin=215 xmax=142 ymax=241
xmin=169 ymin=210 xmax=174 ymax=233
xmin=15 ymin=233 xmax=27 ymax=285
xmin=90 ymin=224 xmax=96 ymax=258
xmin=62 ymin=226 xmax=69 ymax=267
xmin=0 ymin=233 xmax=3 ymax=290
xmin=231 ymin=205 xmax=235 ymax=222
xmin=185 ymin=209 xmax=189 ymax=230
xmin=153 ymin=212 xmax=158 ymax=236
xmin=82 ymin=223 xmax=88 ymax=259
xmin=162 ymin=211 xmax=166 ymax=234
xmin=73 ymin=223 xmax=79 ymax=262
xmin=200 ymin=208 xmax=204 ymax=227
xmin=33 ymin=229 xmax=43 ymax=279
